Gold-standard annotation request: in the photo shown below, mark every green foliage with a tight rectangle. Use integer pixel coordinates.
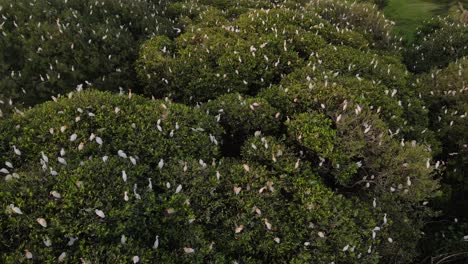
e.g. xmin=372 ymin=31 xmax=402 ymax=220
xmin=0 ymin=0 xmax=454 ymax=263
xmin=135 ymin=1 xmax=441 ymax=261
xmin=202 ymin=93 xmax=280 ymax=155
xmin=328 ymin=108 xmax=439 ymax=262
xmin=241 ymin=136 xmax=297 ymax=171
xmin=0 ymin=90 xmax=222 ymax=262
xmin=0 ymin=90 xmax=222 ymax=173
xmin=414 ymin=57 xmax=467 ymax=215
xmin=0 ymin=0 xmax=176 ymax=105
xmin=310 ymin=45 xmax=409 ymax=90
xmin=373 ymin=0 xmax=389 ymax=8
xmin=405 ymin=16 xmax=468 ymax=73
xmin=137 ymin=2 xmax=395 ymax=103
xmin=412 ymin=58 xmax=468 ymax=260
xmin=261 ymin=78 xmax=439 ymax=262
xmin=0 ymin=155 xmax=383 ymax=263
xmin=138 ymin=8 xmax=318 ymax=103
xmin=0 ymin=91 xmax=385 ymax=262
xmin=419 ymin=222 xmax=468 ymax=263
xmin=259 ymin=49 xmax=430 ymax=144
xmin=312 ymin=0 xmax=398 ymax=51
xmin=287 ymin=112 xmax=336 ymax=159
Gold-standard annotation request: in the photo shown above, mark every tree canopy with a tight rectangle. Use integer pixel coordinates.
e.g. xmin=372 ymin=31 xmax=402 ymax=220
xmin=0 ymin=0 xmax=466 ymax=263
xmin=0 ymin=0 xmax=176 ymax=105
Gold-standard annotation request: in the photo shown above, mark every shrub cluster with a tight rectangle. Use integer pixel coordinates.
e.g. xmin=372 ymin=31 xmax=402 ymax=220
xmin=1 ymin=91 xmax=381 ymax=263
xmin=405 ymin=17 xmax=468 ymax=73
xmin=0 ymin=0 xmax=176 ymax=105
xmin=413 ymin=57 xmax=468 ymax=258
xmin=0 ymin=0 xmax=458 ymax=263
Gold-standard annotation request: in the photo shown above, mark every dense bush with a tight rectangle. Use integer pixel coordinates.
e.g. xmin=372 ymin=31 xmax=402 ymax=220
xmin=415 ymin=58 xmax=467 ymax=206
xmin=358 ymin=0 xmax=389 ymax=9
xmin=0 ymin=90 xmax=222 ymax=172
xmin=312 ymin=0 xmax=398 ymax=51
xmin=0 ymin=90 xmax=385 ymax=263
xmin=133 ymin=2 xmax=441 ymax=262
xmin=0 ymin=156 xmax=385 ymax=263
xmin=137 ymin=1 xmax=399 ymax=103
xmin=202 ymin=93 xmax=280 ymax=155
xmin=405 ymin=17 xmax=468 ymax=73
xmin=0 ymin=0 xmax=176 ymax=106
xmin=138 ymin=0 xmax=430 ymax=145
xmin=413 ymin=57 xmax=468 ymax=261
xmin=137 ymin=8 xmax=310 ymax=103
xmin=0 ymin=87 xmax=439 ymax=263
xmin=287 ymin=112 xmax=336 ymax=159
xmin=0 ymin=0 xmax=458 ymax=263
xmin=258 ymin=48 xmax=432 ymax=146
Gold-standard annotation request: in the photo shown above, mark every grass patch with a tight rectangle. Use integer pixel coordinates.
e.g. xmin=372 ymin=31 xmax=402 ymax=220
xmin=384 ymin=0 xmax=440 ymax=41
xmin=384 ymin=0 xmax=467 ymax=42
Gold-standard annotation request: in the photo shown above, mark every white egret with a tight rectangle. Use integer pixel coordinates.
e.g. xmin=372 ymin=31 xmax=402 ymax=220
xmin=5 ymin=161 xmax=13 ymax=168
xmin=264 ymin=219 xmax=272 ymax=230
xmin=184 ymin=247 xmax=195 ymax=254
xmin=133 ymin=184 xmax=141 ymax=200
xmin=58 ymin=252 xmax=67 ymax=262
xmin=343 ymin=244 xmax=349 ymax=252
xmin=58 ymin=157 xmax=67 ymax=165
xmin=10 ymin=204 xmax=23 ymax=214
xmin=148 ymin=178 xmax=153 ymax=190
xmin=36 ymin=218 xmax=47 ymax=227
xmin=43 ymin=236 xmax=52 ymax=247
xmin=406 ymin=177 xmax=412 ymax=186
xmin=12 ymin=145 xmax=21 ymax=156
xmin=175 ymin=184 xmax=182 ymax=194
xmin=122 ymin=170 xmax=127 ymax=182
xmin=95 ymin=209 xmax=105 ymax=218
xmin=153 ymin=235 xmax=159 ymax=249
xmin=118 ymin=150 xmax=127 ymax=159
